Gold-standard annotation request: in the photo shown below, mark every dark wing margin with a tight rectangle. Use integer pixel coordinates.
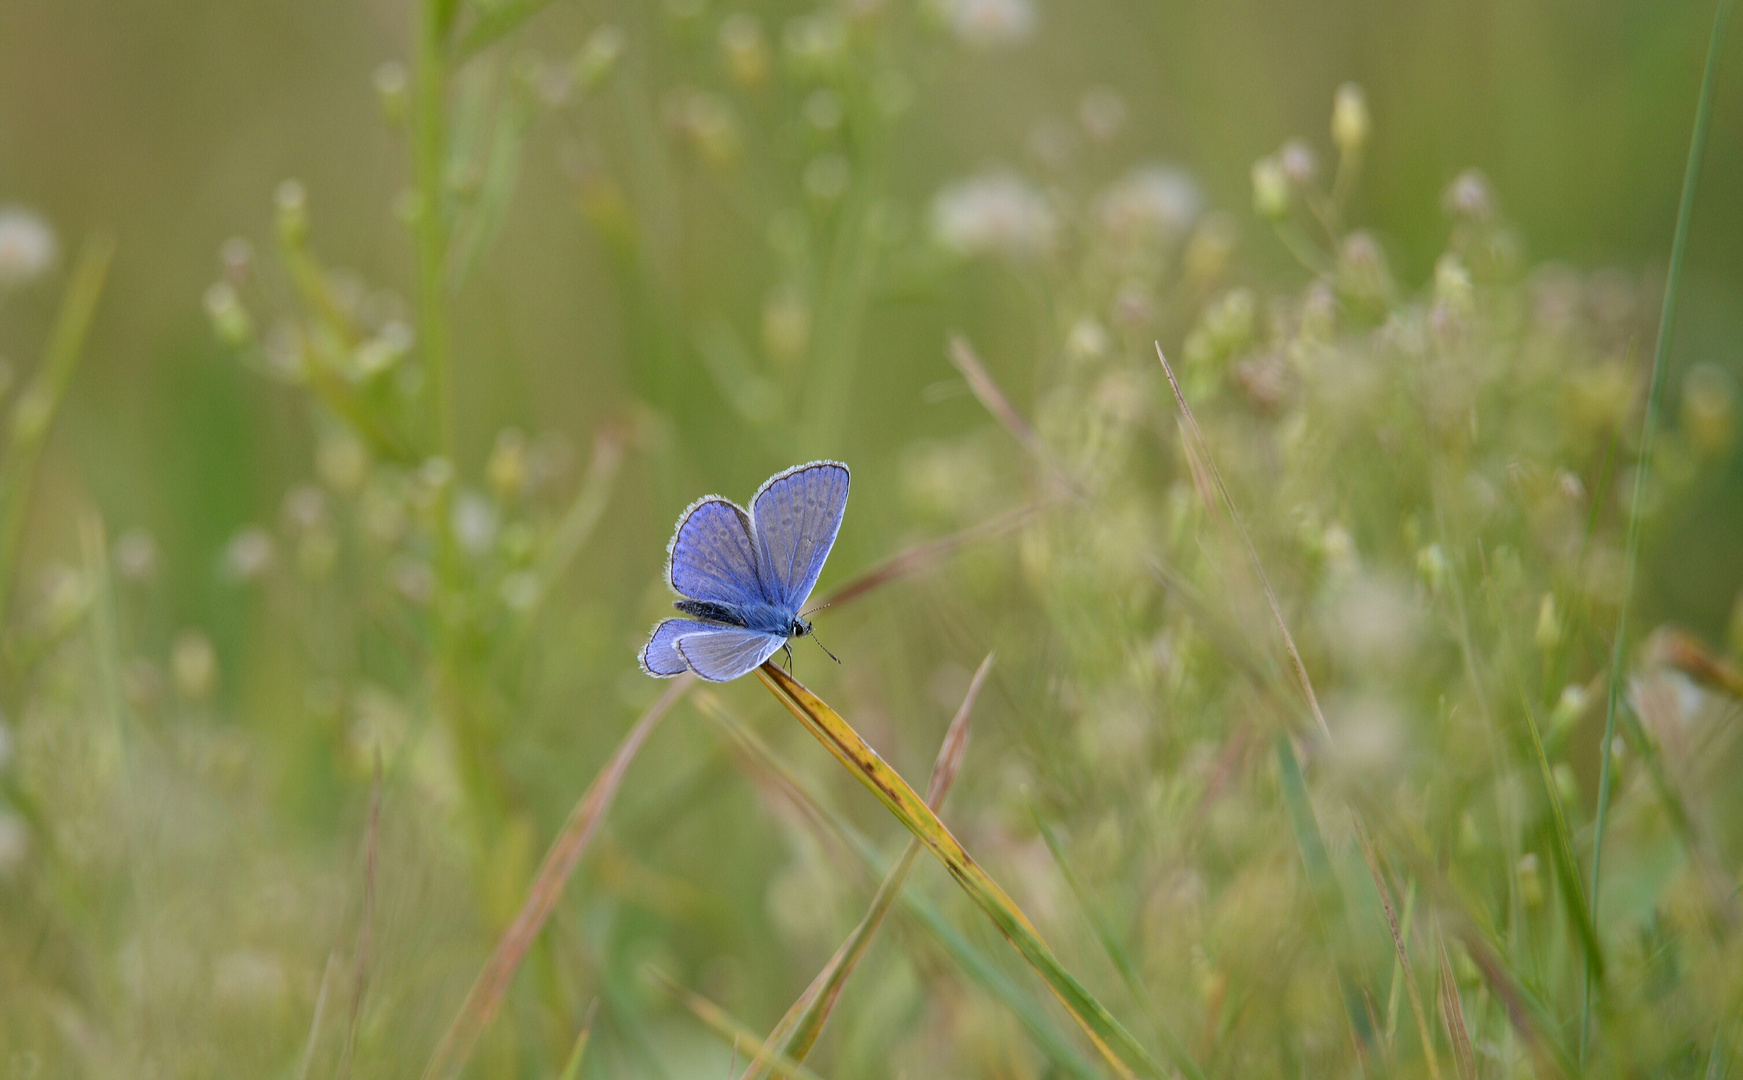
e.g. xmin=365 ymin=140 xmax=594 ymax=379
xmin=749 ymin=461 xmax=849 ymax=612
xmin=640 ymin=618 xmax=713 ymax=677
xmin=665 ymin=496 xmax=765 ymax=606
xmin=675 ymin=627 xmax=786 ymax=682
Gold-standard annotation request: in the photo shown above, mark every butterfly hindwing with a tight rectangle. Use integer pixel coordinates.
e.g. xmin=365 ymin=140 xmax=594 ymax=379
xmin=640 ymin=618 xmax=714 ymax=677
xmin=666 ymin=497 xmax=765 ymax=607
xmin=674 ymin=626 xmax=787 ymax=682
xmin=750 ymin=461 xmax=849 ymax=613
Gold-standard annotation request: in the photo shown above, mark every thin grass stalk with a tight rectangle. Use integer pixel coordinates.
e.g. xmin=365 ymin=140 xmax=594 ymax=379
xmin=0 ymin=236 xmax=113 ymax=624
xmin=295 ymin=955 xmax=339 ymax=1080
xmin=818 ymin=500 xmax=1051 ymax=611
xmin=1355 ymin=820 xmax=1441 ymax=1080
xmin=693 ymin=695 xmax=1104 ymax=1080
xmin=741 ymin=655 xmax=992 ymax=1080
xmin=947 ymin=334 xmax=1081 ymax=497
xmin=1585 ymin=0 xmax=1735 ymax=1059
xmin=1030 ymin=807 xmax=1209 ymax=1080
xmin=418 ymin=675 xmax=694 ymax=1080
xmin=337 ymin=751 xmax=383 ymax=1080
xmin=755 ymin=661 xmax=1164 ymax=1080
xmin=554 ymin=1000 xmax=598 ymax=1080
xmin=644 ymin=968 xmax=829 ymax=1080
xmin=412 ymin=0 xmax=456 ymax=456
xmin=1155 ymin=345 xmax=1330 ymax=743
xmin=1436 ymin=932 xmax=1478 ymax=1080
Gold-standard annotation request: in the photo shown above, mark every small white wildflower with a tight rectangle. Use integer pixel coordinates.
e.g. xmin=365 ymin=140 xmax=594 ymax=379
xmin=0 ymin=207 xmax=57 ymax=288
xmin=452 ymin=492 xmax=499 ymax=555
xmin=931 ymin=172 xmax=1055 ymax=259
xmin=1097 ymin=164 xmax=1201 ymax=242
xmin=114 ymin=528 xmax=159 ymax=582
xmin=1078 ymin=86 xmax=1127 ymax=142
xmin=222 ymin=527 xmax=276 ymax=582
xmin=946 ymin=0 xmax=1036 ymax=49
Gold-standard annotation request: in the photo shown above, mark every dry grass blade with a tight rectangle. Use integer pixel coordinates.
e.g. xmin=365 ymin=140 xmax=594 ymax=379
xmin=1436 ymin=933 xmax=1478 ymax=1080
xmin=294 ymin=954 xmax=338 ymax=1080
xmin=418 ymin=675 xmax=695 ymax=1080
xmin=947 ymin=334 xmax=1081 ymax=496
xmin=337 ymin=751 xmax=383 ymax=1080
xmin=1648 ymin=626 xmax=1743 ymax=700
xmin=1154 ymin=344 xmax=1330 ymax=743
xmin=740 ymin=655 xmax=993 ymax=1080
xmin=818 ymin=501 xmax=1049 ymax=611
xmin=646 ymin=967 xmax=829 ymax=1080
xmin=756 ymin=661 xmax=1163 ymax=1080
xmin=1354 ymin=818 xmax=1441 ymax=1080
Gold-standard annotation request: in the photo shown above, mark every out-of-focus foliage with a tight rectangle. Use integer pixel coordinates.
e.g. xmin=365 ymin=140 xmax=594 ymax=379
xmin=2 ymin=1 xmax=1742 ymax=1078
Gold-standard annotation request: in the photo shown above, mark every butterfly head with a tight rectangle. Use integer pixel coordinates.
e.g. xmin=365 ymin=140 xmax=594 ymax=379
xmin=787 ymin=615 xmax=813 ymax=640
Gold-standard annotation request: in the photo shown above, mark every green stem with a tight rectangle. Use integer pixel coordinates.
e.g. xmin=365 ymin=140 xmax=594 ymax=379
xmin=0 ymin=235 xmax=114 ymax=625
xmin=1583 ymin=0 xmax=1733 ymax=1061
xmin=413 ymin=0 xmax=455 ymax=458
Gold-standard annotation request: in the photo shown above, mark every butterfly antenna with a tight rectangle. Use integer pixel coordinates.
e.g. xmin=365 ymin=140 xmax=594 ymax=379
xmin=810 ymin=630 xmax=841 ymax=665
xmin=800 ymin=601 xmax=834 ymax=618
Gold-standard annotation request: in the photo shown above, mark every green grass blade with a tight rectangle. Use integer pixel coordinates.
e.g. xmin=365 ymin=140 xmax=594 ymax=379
xmin=742 ymin=655 xmax=991 ymax=1080
xmin=646 ymin=968 xmax=829 ymax=1080
xmin=554 ymin=1000 xmax=597 ymax=1080
xmin=1585 ymin=0 xmax=1735 ymax=1060
xmin=418 ymin=676 xmax=693 ymax=1080
xmin=1029 ymin=805 xmax=1207 ymax=1080
xmin=1273 ymin=734 xmax=1374 ymax=1049
xmin=756 ymin=661 xmax=1164 ymax=1080
xmin=693 ymin=695 xmax=1105 ymax=1080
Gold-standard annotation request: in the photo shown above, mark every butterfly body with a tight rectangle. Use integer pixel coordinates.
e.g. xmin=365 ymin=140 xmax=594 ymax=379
xmin=641 ymin=461 xmax=848 ymax=682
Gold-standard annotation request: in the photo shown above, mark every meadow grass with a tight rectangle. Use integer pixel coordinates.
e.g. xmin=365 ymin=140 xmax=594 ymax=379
xmin=2 ymin=0 xmax=1742 ymax=1078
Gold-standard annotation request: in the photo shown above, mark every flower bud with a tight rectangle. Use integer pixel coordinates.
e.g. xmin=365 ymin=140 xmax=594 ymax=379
xmin=719 ymin=14 xmax=769 ymax=87
xmin=373 ymin=62 xmax=409 ymax=123
xmin=1331 ymin=82 xmax=1369 ymax=152
xmin=1250 ymin=156 xmax=1289 ymax=219
xmin=203 ymin=282 xmax=254 ymax=347
xmin=1279 ymin=139 xmax=1318 ymax=185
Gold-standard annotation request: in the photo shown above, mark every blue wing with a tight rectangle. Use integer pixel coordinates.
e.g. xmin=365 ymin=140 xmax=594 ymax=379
xmin=675 ymin=626 xmax=786 ymax=682
xmin=666 ymin=497 xmax=766 ymax=606
xmin=750 ymin=461 xmax=849 ymax=612
xmin=640 ymin=618 xmax=714 ymax=677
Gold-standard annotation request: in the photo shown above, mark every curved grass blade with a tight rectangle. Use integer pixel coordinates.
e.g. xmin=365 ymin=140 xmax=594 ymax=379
xmin=692 ymin=694 xmax=1104 ymax=1080
xmin=741 ymin=655 xmax=992 ymax=1080
xmin=1029 ymin=805 xmax=1208 ymax=1080
xmin=1436 ymin=933 xmax=1478 ymax=1080
xmin=555 ymin=1000 xmax=598 ymax=1080
xmin=1586 ymin=0 xmax=1735 ymax=1058
xmin=646 ymin=967 xmax=828 ymax=1080
xmin=756 ymin=662 xmax=1164 ymax=1080
xmin=418 ymin=675 xmax=694 ymax=1080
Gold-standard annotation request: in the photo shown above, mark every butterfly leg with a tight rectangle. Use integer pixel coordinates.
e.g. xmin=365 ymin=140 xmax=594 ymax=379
xmin=783 ymin=642 xmax=795 ymax=674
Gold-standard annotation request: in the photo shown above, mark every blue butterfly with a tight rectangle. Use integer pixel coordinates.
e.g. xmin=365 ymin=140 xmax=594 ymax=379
xmin=641 ymin=461 xmax=850 ymax=682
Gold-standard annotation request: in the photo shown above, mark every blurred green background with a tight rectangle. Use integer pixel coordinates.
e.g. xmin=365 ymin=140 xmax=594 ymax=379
xmin=4 ymin=0 xmax=1743 ymax=1077
xmin=3 ymin=0 xmax=1740 ymax=635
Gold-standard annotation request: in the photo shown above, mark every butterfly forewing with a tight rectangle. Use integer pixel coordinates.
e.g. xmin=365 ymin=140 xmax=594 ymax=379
xmin=750 ymin=461 xmax=850 ymax=613
xmin=675 ymin=627 xmax=787 ymax=682
xmin=666 ymin=498 xmax=766 ymax=607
